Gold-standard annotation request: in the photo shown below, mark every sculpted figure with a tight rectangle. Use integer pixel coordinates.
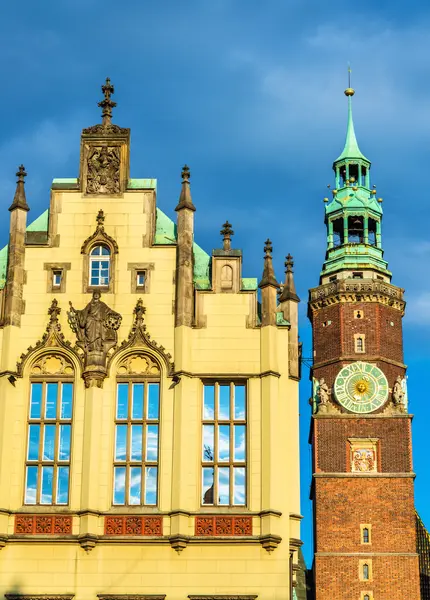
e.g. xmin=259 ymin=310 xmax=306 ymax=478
xmin=317 ymin=378 xmax=330 ymax=407
xmin=392 ymin=375 xmax=406 ymax=407
xmin=68 ymin=291 xmax=121 ymax=360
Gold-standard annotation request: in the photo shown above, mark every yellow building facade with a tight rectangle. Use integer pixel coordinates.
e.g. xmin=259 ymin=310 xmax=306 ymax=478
xmin=0 ymin=80 xmax=302 ymax=600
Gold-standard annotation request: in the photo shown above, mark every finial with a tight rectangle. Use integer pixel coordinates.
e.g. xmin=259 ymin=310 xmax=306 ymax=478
xmin=9 ymin=164 xmax=30 ymax=212
xmin=220 ymin=221 xmax=234 ymax=251
xmin=259 ymin=239 xmax=278 ymax=289
xmin=345 ymin=64 xmax=355 ymax=96
xmin=98 ymin=77 xmax=117 ymax=126
xmin=175 ymin=164 xmax=196 ymax=211
xmin=47 ymin=299 xmax=61 ymax=332
xmin=96 ymin=209 xmax=105 ymax=228
xmin=17 ymin=164 xmax=27 ymax=182
xmin=279 ymin=254 xmax=300 ymax=302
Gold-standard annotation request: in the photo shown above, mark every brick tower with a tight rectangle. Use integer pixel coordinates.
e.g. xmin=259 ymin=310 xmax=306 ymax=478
xmin=308 ymin=84 xmax=421 ymax=599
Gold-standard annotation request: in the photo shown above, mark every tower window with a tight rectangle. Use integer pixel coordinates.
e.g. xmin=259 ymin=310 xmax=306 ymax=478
xmin=136 ymin=270 xmax=146 ymax=288
xmin=368 ymin=218 xmax=377 ymax=246
xmin=348 ymin=216 xmax=364 ymax=243
xmin=363 ymin=564 xmax=369 ymax=580
xmin=361 ymin=525 xmax=371 ymax=544
xmin=361 ymin=165 xmax=367 ymax=186
xmin=352 ymin=272 xmax=363 ymax=279
xmin=354 ymin=334 xmax=365 ymax=353
xmin=354 ymin=310 xmax=363 ymax=319
xmin=333 ymin=219 xmax=344 ymax=247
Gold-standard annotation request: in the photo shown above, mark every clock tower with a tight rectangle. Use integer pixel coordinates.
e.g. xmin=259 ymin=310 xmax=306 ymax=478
xmin=308 ymin=85 xmax=421 ymax=599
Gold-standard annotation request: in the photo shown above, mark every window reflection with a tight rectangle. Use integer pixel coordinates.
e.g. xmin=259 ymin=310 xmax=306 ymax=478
xmin=202 ymin=382 xmax=247 ymax=506
xmin=25 ymin=380 xmax=73 ymax=505
xmin=113 ymin=379 xmax=160 ymax=506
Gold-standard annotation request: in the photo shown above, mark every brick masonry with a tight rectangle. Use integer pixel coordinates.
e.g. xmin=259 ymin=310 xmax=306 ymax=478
xmin=309 ymin=285 xmax=421 ymax=598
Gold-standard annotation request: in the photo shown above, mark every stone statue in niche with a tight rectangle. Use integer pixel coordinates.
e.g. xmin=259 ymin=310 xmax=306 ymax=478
xmin=86 ymin=145 xmax=120 ymax=194
xmin=392 ymin=375 xmax=406 ymax=411
xmin=317 ymin=378 xmax=330 ymax=413
xmin=68 ymin=291 xmax=121 ymax=386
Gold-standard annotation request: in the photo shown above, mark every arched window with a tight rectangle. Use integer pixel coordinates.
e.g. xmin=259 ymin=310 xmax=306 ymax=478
xmin=364 ymin=595 xmax=370 ymax=600
xmin=113 ymin=354 xmax=161 ymax=506
xmin=363 ymin=527 xmax=369 ymax=543
xmin=25 ymin=358 xmax=74 ymax=505
xmin=363 ymin=563 xmax=369 ymax=580
xmin=90 ymin=245 xmax=110 ymax=287
xmin=355 ymin=334 xmax=365 ymax=353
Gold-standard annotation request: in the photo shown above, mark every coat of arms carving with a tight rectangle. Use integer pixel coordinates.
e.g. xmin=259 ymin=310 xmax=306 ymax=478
xmin=86 ymin=145 xmax=120 ymax=194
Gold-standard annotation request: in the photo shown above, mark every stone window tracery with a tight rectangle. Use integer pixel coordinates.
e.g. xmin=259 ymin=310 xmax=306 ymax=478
xmin=25 ymin=355 xmax=74 ymax=505
xmin=201 ymin=382 xmax=247 ymax=506
xmin=113 ymin=354 xmax=161 ymax=506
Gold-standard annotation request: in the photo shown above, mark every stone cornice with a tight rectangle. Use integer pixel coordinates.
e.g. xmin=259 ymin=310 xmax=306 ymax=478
xmin=312 ymin=355 xmax=406 ymax=371
xmin=308 ymin=279 xmax=405 ymax=313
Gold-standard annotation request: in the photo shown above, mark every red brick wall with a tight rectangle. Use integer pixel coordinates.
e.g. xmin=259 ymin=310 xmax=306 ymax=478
xmin=315 ymin=555 xmax=420 ymax=600
xmin=311 ymin=300 xmax=404 ymax=366
xmin=315 ymin=478 xmax=416 ymax=553
xmin=314 ymin=417 xmax=412 ymax=473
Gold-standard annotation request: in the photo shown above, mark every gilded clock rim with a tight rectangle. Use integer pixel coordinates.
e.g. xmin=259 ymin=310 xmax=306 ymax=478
xmin=334 ymin=361 xmax=389 ymax=414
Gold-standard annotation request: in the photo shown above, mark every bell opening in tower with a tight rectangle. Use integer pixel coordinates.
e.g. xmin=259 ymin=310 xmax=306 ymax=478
xmin=349 ymin=164 xmax=359 ymax=184
xmin=333 ymin=218 xmax=344 ymax=247
xmin=348 ymin=216 xmax=364 ymax=244
xmin=368 ymin=218 xmax=377 ymax=246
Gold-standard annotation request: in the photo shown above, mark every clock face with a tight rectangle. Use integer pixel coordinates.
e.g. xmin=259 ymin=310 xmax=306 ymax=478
xmin=334 ymin=361 xmax=389 ymax=413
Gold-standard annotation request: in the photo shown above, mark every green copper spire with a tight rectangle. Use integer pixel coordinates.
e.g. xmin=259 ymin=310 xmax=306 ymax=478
xmin=334 ymin=88 xmax=370 ymax=164
xmin=319 ymin=83 xmax=391 ymax=283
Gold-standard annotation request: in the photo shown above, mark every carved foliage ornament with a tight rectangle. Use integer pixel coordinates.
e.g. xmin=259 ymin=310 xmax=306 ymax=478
xmin=17 ymin=299 xmax=82 ymax=377
xmin=104 ymin=516 xmax=163 ymax=536
xmin=109 ymin=298 xmax=174 ymax=376
xmin=80 ymin=209 xmax=118 ymax=255
xmin=195 ymin=516 xmax=252 ymax=536
xmin=86 ymin=145 xmax=120 ymax=194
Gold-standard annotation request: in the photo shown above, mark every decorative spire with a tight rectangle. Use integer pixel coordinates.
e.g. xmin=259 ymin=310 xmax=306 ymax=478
xmin=47 ymin=299 xmax=61 ymax=333
xmin=334 ymin=74 xmax=369 ymax=164
xmin=98 ymin=78 xmax=117 ymax=127
xmin=258 ymin=239 xmax=279 ymax=288
xmin=96 ymin=209 xmax=105 ymax=229
xmin=220 ymin=221 xmax=234 ymax=251
xmin=9 ymin=165 xmax=30 ymax=212
xmin=175 ymin=165 xmax=196 ymax=211
xmin=279 ymin=254 xmax=300 ymax=302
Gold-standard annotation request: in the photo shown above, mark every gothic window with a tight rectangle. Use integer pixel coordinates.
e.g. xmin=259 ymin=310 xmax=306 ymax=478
xmin=354 ymin=334 xmax=365 ymax=353
xmin=113 ymin=380 xmax=160 ymax=505
xmin=90 ymin=245 xmax=111 ymax=287
xmin=361 ymin=524 xmax=371 ymax=544
xmin=364 ymin=595 xmax=370 ymax=600
xmin=363 ymin=564 xmax=370 ymax=580
xmin=201 ymin=382 xmax=246 ymax=506
xmin=25 ymin=380 xmax=73 ymax=505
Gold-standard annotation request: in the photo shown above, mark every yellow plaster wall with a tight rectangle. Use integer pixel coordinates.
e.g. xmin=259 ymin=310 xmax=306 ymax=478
xmin=0 ymin=183 xmax=301 ymax=599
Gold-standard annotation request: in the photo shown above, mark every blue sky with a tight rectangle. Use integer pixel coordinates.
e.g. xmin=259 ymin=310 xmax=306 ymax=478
xmin=1 ymin=0 xmax=430 ymax=566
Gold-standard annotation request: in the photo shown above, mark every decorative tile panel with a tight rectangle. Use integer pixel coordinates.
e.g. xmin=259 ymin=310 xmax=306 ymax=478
xmin=195 ymin=516 xmax=252 ymax=536
xmin=14 ymin=515 xmax=73 ymax=535
xmin=104 ymin=516 xmax=163 ymax=536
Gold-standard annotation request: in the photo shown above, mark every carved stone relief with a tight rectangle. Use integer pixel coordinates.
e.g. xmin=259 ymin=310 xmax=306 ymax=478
xmin=68 ymin=291 xmax=121 ymax=387
xmin=86 ymin=146 xmax=120 ymax=194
